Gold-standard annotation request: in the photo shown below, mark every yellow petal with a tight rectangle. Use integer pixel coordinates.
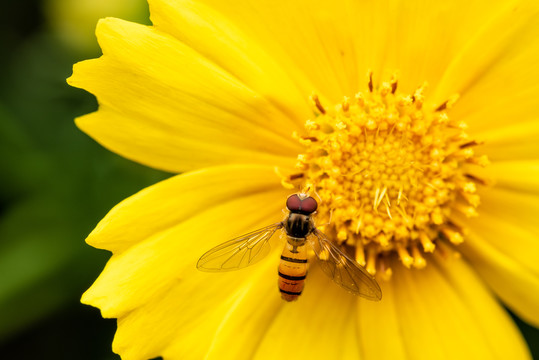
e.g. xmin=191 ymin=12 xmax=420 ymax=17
xmin=434 ymin=0 xmax=539 ymax=128
xmin=359 ymin=256 xmax=531 ymax=359
xmin=75 ymin=106 xmax=296 ymax=174
xmin=188 ymin=0 xmax=379 ymax=102
xmin=432 ymin=255 xmax=531 ymax=359
xmin=85 ymin=164 xmax=287 ymax=254
xmin=474 ymin=161 xmax=539 ymax=194
xmin=192 ymin=0 xmax=527 ymax=102
xmin=454 ymin=192 xmax=539 ymax=326
xmin=357 ymin=275 xmax=407 ymax=359
xmin=148 ymin=0 xmax=312 ymax=123
xmin=253 ymin=266 xmax=360 ymax=359
xmin=483 ymin=188 xmax=539 ymax=240
xmin=81 ymin=185 xmax=287 ymax=317
xmin=114 ymin=256 xmax=282 ymax=360
xmin=375 ymin=0 xmax=515 ymax=97
xmin=477 ymin=121 xmax=539 ymax=162
xmin=68 ymin=18 xmax=301 ymax=173
xmin=460 ymin=229 xmax=539 ymax=327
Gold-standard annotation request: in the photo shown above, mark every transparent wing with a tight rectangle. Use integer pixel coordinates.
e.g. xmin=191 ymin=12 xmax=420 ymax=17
xmin=197 ymin=223 xmax=283 ymax=272
xmin=309 ymin=229 xmax=382 ymax=301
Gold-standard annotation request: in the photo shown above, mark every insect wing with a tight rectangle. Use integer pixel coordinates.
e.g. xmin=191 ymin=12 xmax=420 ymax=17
xmin=309 ymin=229 xmax=382 ymax=301
xmin=197 ymin=223 xmax=283 ymax=272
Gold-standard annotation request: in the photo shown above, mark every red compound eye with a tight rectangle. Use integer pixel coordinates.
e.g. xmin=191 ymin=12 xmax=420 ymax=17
xmin=300 ymin=196 xmax=318 ymax=214
xmin=286 ymin=194 xmax=318 ymax=214
xmin=286 ymin=194 xmax=302 ymax=212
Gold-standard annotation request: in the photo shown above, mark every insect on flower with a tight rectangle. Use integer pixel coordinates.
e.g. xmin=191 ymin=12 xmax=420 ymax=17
xmin=197 ymin=193 xmax=382 ymax=301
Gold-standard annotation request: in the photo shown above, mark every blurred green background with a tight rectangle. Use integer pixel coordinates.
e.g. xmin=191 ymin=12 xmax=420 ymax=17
xmin=0 ymin=0 xmax=537 ymax=359
xmin=1 ymin=0 xmax=168 ymax=358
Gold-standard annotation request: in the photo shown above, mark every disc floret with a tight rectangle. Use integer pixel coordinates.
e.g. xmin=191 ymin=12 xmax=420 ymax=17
xmin=285 ymin=76 xmax=488 ymax=276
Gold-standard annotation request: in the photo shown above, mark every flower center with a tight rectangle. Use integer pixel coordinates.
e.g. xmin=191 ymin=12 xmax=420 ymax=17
xmin=280 ymin=74 xmax=489 ymax=278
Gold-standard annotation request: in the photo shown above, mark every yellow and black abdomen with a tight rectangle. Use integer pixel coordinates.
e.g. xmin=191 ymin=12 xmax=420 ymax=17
xmin=278 ymin=239 xmax=308 ymax=302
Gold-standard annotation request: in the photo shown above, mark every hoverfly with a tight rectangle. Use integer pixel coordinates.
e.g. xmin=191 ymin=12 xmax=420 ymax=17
xmin=197 ymin=193 xmax=382 ymax=301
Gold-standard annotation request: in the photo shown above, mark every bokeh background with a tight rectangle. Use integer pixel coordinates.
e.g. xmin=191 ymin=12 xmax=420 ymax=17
xmin=0 ymin=0 xmax=538 ymax=359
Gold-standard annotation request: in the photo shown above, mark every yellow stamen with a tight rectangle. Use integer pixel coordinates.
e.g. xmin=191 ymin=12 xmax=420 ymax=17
xmin=366 ymin=247 xmax=377 ymax=275
xmin=355 ymin=244 xmax=366 ymax=267
xmin=441 ymin=226 xmax=464 ymax=245
xmin=419 ymin=231 xmax=436 ymax=252
xmin=411 ymin=243 xmax=427 ymax=269
xmin=397 ymin=245 xmax=414 ymax=268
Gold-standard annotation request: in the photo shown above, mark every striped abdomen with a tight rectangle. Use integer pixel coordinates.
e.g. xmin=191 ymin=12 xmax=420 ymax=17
xmin=278 ymin=240 xmax=308 ymax=301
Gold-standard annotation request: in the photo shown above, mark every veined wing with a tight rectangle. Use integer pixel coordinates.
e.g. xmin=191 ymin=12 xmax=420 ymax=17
xmin=197 ymin=223 xmax=283 ymax=272
xmin=309 ymin=229 xmax=382 ymax=301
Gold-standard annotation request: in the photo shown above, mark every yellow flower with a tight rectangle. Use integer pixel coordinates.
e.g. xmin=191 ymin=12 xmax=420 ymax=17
xmin=69 ymin=0 xmax=539 ymax=359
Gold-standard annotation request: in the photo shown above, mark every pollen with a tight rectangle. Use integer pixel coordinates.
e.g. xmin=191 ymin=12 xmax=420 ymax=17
xmin=283 ymin=75 xmax=489 ymax=276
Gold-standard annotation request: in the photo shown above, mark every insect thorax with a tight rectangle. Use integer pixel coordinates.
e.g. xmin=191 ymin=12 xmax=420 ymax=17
xmin=284 ymin=213 xmax=313 ymax=239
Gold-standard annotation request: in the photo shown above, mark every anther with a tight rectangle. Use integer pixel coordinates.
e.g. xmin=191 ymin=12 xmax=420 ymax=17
xmin=453 ymin=201 xmax=479 ymax=217
xmin=435 ymin=94 xmax=459 ymax=111
xmin=411 ymin=244 xmax=426 ymax=269
xmin=419 ymin=231 xmax=435 ymax=252
xmin=390 ymin=75 xmax=398 ymax=94
xmin=459 ymin=191 xmax=480 ymax=207
xmin=455 ymin=178 xmax=476 ymax=193
xmin=366 ymin=246 xmax=377 ymax=275
xmin=440 ymin=226 xmax=464 ymax=245
xmin=397 ymin=245 xmax=413 ymax=268
xmin=377 ymin=233 xmax=389 ymax=248
xmin=367 ymin=71 xmax=373 ymax=92
xmin=289 ymin=173 xmax=305 ymax=180
xmin=459 ymin=140 xmax=484 ymax=149
xmin=311 ymin=94 xmax=326 ymax=114
xmin=305 ymin=119 xmax=320 ymax=130
xmin=435 ymin=100 xmax=448 ymax=112
xmin=466 ymin=155 xmax=489 ymax=167
xmin=355 ymin=244 xmax=366 ymax=266
xmin=355 ymin=92 xmax=365 ymax=107
xmin=342 ymin=96 xmax=350 ymax=112
xmin=450 ymin=148 xmax=474 ymax=160
xmin=465 ymin=173 xmax=491 ymax=186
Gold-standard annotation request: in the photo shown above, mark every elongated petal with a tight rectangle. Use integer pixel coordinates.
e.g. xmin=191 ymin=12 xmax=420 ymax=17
xmin=474 ymin=161 xmax=539 ymax=194
xmin=359 ymin=256 xmax=531 ymax=359
xmin=372 ymin=0 xmax=516 ymax=96
xmin=434 ymin=0 xmax=539 ymax=130
xmin=113 ymin=256 xmax=283 ymax=360
xmin=191 ymin=0 xmax=525 ymax=101
xmin=69 ymin=18 xmax=300 ymax=173
xmin=253 ymin=266 xmax=361 ymax=359
xmin=82 ymin=185 xmax=287 ymax=315
xmin=85 ymin=164 xmax=287 ymax=254
xmin=478 ymin=121 xmax=539 ymax=162
xmin=471 ymin=189 xmax=539 ymax=273
xmin=460 ymin=229 xmax=539 ymax=327
xmin=454 ymin=192 xmax=539 ymax=326
xmin=183 ymin=0 xmax=377 ymax=102
xmin=75 ymin=105 xmax=296 ymax=175
xmin=81 ymin=165 xmax=288 ymax=321
xmin=148 ymin=0 xmax=313 ymax=124
xmin=479 ymin=187 xmax=539 ymax=234
xmin=357 ymin=275 xmax=407 ymax=359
